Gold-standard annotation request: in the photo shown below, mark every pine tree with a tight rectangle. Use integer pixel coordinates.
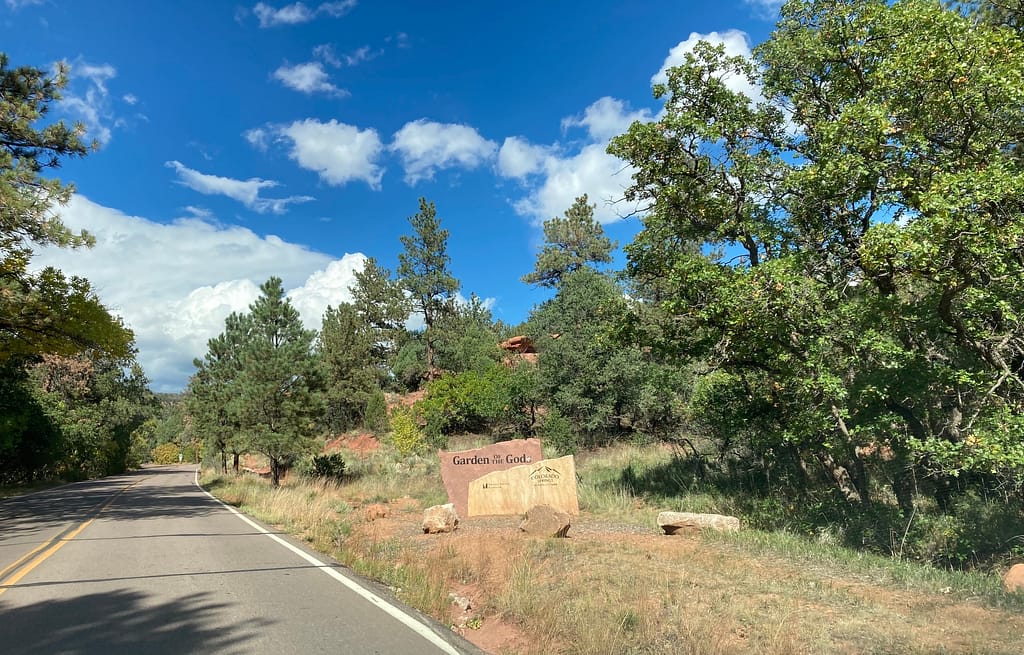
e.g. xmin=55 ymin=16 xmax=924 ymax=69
xmin=522 ymin=195 xmax=616 ymax=288
xmin=318 ymin=303 xmax=377 ymax=432
xmin=234 ymin=278 xmax=322 ymax=486
xmin=397 ymin=198 xmax=460 ymax=377
xmin=189 ymin=311 xmax=250 ymax=473
xmin=0 ymin=54 xmax=130 ymax=362
xmin=350 ymin=256 xmax=409 ymax=382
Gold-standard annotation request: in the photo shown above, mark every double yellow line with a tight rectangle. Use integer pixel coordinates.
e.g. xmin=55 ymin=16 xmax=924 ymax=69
xmin=0 ymin=478 xmax=145 ymax=597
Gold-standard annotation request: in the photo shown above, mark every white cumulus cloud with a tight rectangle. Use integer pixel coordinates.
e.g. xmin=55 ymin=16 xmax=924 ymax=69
xmin=32 ymin=196 xmax=367 ymax=391
xmin=317 ymin=0 xmax=357 ymax=17
xmin=244 ymin=127 xmax=269 ymax=151
xmin=286 ymin=255 xmax=367 ymax=328
xmin=652 ymin=30 xmax=763 ymax=103
xmin=312 ymin=44 xmax=342 ymax=67
xmin=511 ymin=143 xmax=638 ymax=225
xmin=561 ymin=96 xmax=653 ymax=143
xmin=501 ymin=32 xmax=768 ymax=227
xmin=166 ymin=160 xmax=314 ymax=214
xmin=390 ymin=119 xmax=497 ymax=185
xmin=254 ymin=1 xmax=314 ymax=26
xmin=272 ymin=61 xmax=348 ymax=96
xmin=497 ymin=137 xmax=551 ymax=180
xmin=499 ymin=96 xmax=648 ymax=224
xmin=274 ymin=119 xmax=385 ymax=189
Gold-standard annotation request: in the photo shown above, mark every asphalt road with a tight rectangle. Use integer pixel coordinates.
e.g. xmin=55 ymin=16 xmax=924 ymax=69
xmin=0 ymin=466 xmax=484 ymax=655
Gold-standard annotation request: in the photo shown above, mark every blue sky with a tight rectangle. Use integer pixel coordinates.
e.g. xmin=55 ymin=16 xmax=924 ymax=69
xmin=5 ymin=0 xmax=780 ymax=391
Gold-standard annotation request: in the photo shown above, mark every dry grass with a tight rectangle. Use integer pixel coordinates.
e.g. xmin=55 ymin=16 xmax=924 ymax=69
xmin=201 ymin=443 xmax=1024 ymax=655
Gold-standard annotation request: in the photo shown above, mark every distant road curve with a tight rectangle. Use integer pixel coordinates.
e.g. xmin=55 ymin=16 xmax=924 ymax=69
xmin=0 ymin=465 xmax=485 ymax=655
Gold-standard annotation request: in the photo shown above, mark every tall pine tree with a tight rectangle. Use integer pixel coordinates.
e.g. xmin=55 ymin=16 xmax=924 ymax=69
xmin=234 ymin=278 xmax=322 ymax=486
xmin=522 ymin=194 xmax=616 ymax=288
xmin=350 ymin=256 xmax=409 ymax=383
xmin=397 ymin=198 xmax=460 ymax=377
xmin=318 ymin=303 xmax=377 ymax=432
xmin=189 ymin=311 xmax=250 ymax=473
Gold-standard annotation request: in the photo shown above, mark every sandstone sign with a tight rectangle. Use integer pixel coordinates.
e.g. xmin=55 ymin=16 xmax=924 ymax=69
xmin=439 ymin=438 xmax=544 ymax=516
xmin=467 ymin=455 xmax=579 ymax=517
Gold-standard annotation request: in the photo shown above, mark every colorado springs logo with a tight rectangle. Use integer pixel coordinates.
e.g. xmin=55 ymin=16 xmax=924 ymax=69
xmin=529 ymin=464 xmax=561 ymax=485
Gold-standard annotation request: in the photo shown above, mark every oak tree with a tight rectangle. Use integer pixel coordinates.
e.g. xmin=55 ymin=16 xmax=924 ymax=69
xmin=609 ymin=0 xmax=1024 ymax=507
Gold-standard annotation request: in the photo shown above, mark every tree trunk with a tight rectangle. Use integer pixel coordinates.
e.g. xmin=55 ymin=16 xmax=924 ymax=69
xmin=788 ymin=443 xmax=811 ymax=490
xmin=892 ymin=474 xmax=915 ymax=517
xmin=853 ymin=455 xmax=871 ymax=504
xmin=220 ymin=449 xmax=227 ymax=474
xmin=887 ymin=445 xmax=916 ymax=517
xmin=931 ymin=473 xmax=953 ymax=512
xmin=892 ymin=461 xmax=916 ymax=518
xmin=823 ymin=404 xmax=868 ymax=502
xmin=819 ymin=452 xmax=862 ymax=503
xmin=424 ymin=313 xmax=435 ymax=375
xmin=270 ymin=456 xmax=281 ymax=487
xmin=232 ymin=452 xmax=240 ymax=475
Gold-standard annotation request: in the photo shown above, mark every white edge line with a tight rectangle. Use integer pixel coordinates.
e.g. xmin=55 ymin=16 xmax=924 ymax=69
xmin=194 ymin=468 xmax=462 ymax=655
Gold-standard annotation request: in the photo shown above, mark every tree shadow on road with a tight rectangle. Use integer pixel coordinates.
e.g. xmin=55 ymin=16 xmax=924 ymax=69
xmin=0 ymin=588 xmax=271 ymax=654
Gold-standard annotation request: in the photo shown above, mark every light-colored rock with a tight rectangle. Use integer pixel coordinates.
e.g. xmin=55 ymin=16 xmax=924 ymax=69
xmin=658 ymin=511 xmax=740 ymax=535
xmin=448 ymin=592 xmax=472 ymax=611
xmin=422 ymin=503 xmax=459 ymax=534
xmin=467 ymin=455 xmax=579 ymax=517
xmin=519 ymin=504 xmax=571 ymax=538
xmin=1004 ymin=563 xmax=1024 ymax=593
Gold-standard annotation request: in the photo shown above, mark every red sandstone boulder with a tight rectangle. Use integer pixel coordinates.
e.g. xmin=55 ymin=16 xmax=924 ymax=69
xmin=1004 ymin=564 xmax=1024 ymax=593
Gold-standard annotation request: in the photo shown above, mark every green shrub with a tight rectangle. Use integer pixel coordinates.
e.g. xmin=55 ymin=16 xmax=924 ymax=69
xmin=900 ymin=493 xmax=1024 ymax=569
xmin=415 ymin=365 xmax=535 ymax=438
xmin=126 ymin=432 xmax=150 ymax=469
xmin=363 ymin=389 xmax=389 ymax=433
xmin=541 ymin=409 xmax=579 ymax=455
xmin=304 ymin=453 xmax=347 ymax=482
xmin=416 ymin=370 xmax=497 ymax=437
xmin=392 ymin=339 xmax=427 ymax=391
xmin=389 ymin=406 xmax=428 ymax=455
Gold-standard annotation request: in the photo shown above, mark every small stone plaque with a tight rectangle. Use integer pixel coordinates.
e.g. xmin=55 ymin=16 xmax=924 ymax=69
xmin=467 ymin=455 xmax=579 ymax=517
xmin=439 ymin=438 xmax=544 ymax=517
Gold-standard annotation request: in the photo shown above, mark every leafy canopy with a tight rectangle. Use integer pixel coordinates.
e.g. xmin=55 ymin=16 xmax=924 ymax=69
xmin=608 ymin=0 xmax=1024 ymax=493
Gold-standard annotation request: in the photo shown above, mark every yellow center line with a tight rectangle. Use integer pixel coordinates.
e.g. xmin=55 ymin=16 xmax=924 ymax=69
xmin=0 ymin=477 xmax=148 ymax=597
xmin=0 ymin=538 xmax=55 ymax=582
xmin=0 ymin=518 xmax=97 ymax=596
